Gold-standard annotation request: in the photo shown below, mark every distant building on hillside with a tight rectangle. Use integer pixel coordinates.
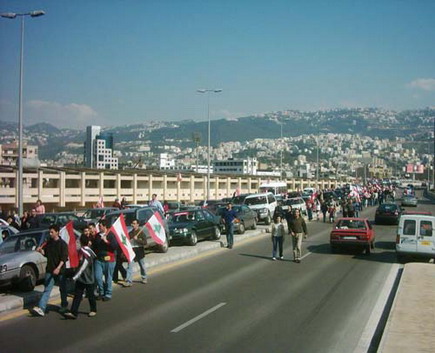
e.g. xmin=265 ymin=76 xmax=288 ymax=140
xmin=213 ymin=157 xmax=257 ymax=175
xmin=0 ymin=141 xmax=40 ymax=167
xmin=83 ymin=125 xmax=118 ymax=170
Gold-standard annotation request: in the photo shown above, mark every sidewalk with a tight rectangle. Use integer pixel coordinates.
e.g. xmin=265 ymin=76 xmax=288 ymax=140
xmin=0 ymin=227 xmax=267 ymax=316
xmin=379 ymin=263 xmax=435 ymax=353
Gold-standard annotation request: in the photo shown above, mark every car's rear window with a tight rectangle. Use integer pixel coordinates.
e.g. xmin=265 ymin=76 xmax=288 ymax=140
xmin=403 ymin=220 xmax=416 ymax=235
xmin=245 ymin=196 xmax=267 ymax=205
xmin=336 ymin=220 xmax=366 ymax=230
xmin=379 ymin=204 xmax=397 ymax=211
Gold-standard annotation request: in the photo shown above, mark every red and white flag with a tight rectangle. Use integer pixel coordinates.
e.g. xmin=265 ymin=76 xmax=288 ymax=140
xmin=60 ymin=221 xmax=79 ymax=268
xmin=145 ymin=211 xmax=166 ymax=245
xmin=110 ymin=214 xmax=136 ymax=263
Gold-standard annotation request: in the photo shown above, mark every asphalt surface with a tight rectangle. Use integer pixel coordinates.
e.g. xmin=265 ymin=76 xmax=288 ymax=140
xmin=1 ymin=192 xmax=433 ymax=353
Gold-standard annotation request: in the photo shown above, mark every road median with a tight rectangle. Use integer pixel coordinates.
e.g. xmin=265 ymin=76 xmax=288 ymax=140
xmin=379 ymin=262 xmax=435 ymax=353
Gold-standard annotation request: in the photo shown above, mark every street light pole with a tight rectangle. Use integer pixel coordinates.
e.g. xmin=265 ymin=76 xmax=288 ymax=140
xmin=197 ymin=89 xmax=222 ymax=200
xmin=1 ymin=10 xmax=45 ymax=216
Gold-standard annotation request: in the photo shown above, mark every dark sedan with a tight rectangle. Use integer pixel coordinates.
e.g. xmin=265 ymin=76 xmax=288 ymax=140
xmin=217 ymin=205 xmax=257 ymax=234
xmin=168 ymin=209 xmax=222 ymax=246
xmin=375 ymin=203 xmax=403 ymax=225
xmin=37 ymin=212 xmax=88 ymax=231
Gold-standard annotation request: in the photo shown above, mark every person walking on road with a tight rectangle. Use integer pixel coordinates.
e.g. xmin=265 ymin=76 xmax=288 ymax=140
xmin=271 ymin=216 xmax=285 ymax=260
xmin=32 ymin=224 xmax=69 ymax=317
xmin=93 ymin=219 xmax=118 ymax=301
xmin=123 ymin=219 xmax=148 ymax=287
xmin=222 ymin=202 xmax=237 ymax=249
xmin=64 ymin=234 xmax=97 ymax=319
xmin=289 ymin=209 xmax=308 ymax=263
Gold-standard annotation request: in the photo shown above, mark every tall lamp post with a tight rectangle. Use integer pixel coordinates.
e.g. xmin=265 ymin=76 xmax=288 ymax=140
xmin=197 ymin=89 xmax=222 ymax=200
xmin=1 ymin=10 xmax=45 ymax=216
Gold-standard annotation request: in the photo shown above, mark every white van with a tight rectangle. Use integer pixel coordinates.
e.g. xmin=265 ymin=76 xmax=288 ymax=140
xmin=396 ymin=214 xmax=435 ymax=262
xmin=243 ymin=192 xmax=277 ymax=225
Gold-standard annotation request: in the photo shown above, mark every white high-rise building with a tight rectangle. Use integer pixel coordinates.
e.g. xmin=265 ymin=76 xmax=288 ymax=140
xmin=84 ymin=125 xmax=118 ymax=170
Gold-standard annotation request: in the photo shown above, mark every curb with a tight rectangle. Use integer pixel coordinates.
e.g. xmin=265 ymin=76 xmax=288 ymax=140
xmin=0 ymin=227 xmax=267 ymax=316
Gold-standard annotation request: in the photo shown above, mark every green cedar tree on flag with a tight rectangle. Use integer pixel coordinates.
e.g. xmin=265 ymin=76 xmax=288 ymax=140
xmin=145 ymin=211 xmax=166 ymax=245
xmin=111 ymin=213 xmax=136 ymax=262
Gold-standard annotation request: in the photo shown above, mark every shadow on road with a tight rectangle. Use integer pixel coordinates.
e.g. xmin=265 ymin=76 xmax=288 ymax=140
xmin=307 ymin=242 xmax=400 ymax=264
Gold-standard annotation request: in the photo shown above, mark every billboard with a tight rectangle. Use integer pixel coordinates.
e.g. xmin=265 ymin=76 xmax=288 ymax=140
xmin=406 ymin=164 xmax=424 ymax=174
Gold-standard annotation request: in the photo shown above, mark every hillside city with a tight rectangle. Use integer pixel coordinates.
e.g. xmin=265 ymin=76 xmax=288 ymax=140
xmin=0 ymin=107 xmax=434 ymax=181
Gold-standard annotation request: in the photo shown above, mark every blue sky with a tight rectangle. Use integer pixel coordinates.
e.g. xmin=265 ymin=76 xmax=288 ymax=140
xmin=0 ymin=0 xmax=434 ymax=128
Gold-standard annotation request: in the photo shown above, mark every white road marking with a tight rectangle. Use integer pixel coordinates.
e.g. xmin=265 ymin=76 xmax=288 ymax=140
xmin=300 ymin=252 xmax=312 ymax=260
xmin=171 ymin=302 xmax=227 ymax=333
xmin=353 ymin=263 xmax=401 ymax=353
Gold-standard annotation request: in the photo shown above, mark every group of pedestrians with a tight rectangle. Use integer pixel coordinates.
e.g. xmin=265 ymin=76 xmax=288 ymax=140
xmin=31 ymin=217 xmax=149 ymax=319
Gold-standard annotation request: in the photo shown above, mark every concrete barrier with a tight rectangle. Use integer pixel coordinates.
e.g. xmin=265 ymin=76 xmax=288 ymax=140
xmin=379 ymin=263 xmax=435 ymax=353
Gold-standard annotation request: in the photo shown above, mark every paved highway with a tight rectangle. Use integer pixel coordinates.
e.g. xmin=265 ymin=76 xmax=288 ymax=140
xmin=1 ymin=194 xmax=433 ymax=353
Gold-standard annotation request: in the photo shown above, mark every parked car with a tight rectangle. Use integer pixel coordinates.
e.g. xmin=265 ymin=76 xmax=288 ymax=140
xmin=243 ymin=192 xmax=277 ymax=225
xmin=0 ymin=228 xmax=81 ymax=291
xmin=396 ymin=214 xmax=435 ymax=263
xmin=37 ymin=212 xmax=88 ymax=230
xmin=330 ymin=218 xmax=375 ymax=254
xmin=198 ymin=200 xmax=227 ymax=214
xmin=81 ymin=207 xmax=119 ymax=224
xmin=282 ymin=197 xmax=307 ymax=215
xmin=401 ymin=195 xmax=418 ymax=207
xmin=0 ymin=225 xmax=19 ymax=245
xmin=375 ymin=203 xmax=403 ymax=225
xmin=105 ymin=207 xmax=170 ymax=253
xmin=231 ymin=193 xmax=252 ymax=205
xmin=168 ymin=209 xmax=222 ymax=246
xmin=217 ymin=204 xmax=257 ymax=234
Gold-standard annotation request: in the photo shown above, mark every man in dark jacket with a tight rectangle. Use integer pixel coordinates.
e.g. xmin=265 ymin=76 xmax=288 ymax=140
xmin=64 ymin=234 xmax=97 ymax=319
xmin=28 ymin=209 xmax=41 ymax=229
xmin=288 ymin=209 xmax=308 ymax=263
xmin=32 ymin=224 xmax=69 ymax=316
xmin=222 ymin=203 xmax=237 ymax=249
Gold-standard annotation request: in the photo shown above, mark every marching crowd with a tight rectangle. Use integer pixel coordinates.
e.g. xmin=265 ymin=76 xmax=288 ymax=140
xmin=31 ymin=217 xmax=149 ymax=319
xmin=1 ymin=180 xmax=398 ymax=319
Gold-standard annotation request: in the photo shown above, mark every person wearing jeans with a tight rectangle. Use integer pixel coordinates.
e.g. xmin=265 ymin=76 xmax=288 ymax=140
xmin=222 ymin=203 xmax=237 ymax=249
xmin=271 ymin=216 xmax=285 ymax=260
xmin=123 ymin=219 xmax=148 ymax=287
xmin=32 ymin=224 xmax=68 ymax=316
xmin=93 ymin=219 xmax=118 ymax=301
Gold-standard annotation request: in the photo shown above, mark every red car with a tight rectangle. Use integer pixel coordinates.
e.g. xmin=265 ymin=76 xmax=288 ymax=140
xmin=330 ymin=218 xmax=375 ymax=254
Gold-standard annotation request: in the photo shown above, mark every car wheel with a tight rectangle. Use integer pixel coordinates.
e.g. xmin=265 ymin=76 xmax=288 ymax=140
xmin=251 ymin=219 xmax=257 ymax=230
xmin=238 ymin=222 xmax=245 ymax=234
xmin=264 ymin=214 xmax=271 ymax=225
xmin=157 ymin=238 xmax=169 ymax=253
xmin=397 ymin=254 xmax=407 ymax=264
xmin=365 ymin=244 xmax=371 ymax=255
xmin=188 ymin=231 xmax=198 ymax=246
xmin=19 ymin=265 xmax=37 ymax=291
xmin=212 ymin=226 xmax=221 ymax=240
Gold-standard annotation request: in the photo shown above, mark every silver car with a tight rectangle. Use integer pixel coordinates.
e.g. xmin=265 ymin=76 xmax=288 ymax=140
xmin=0 ymin=228 xmax=79 ymax=291
xmin=401 ymin=195 xmax=418 ymax=207
xmin=0 ymin=225 xmax=19 ymax=245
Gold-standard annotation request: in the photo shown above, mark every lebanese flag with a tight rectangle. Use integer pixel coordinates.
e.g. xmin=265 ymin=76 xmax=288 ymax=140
xmin=110 ymin=214 xmax=135 ymax=262
xmin=60 ymin=221 xmax=79 ymax=268
xmin=145 ymin=211 xmax=166 ymax=245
